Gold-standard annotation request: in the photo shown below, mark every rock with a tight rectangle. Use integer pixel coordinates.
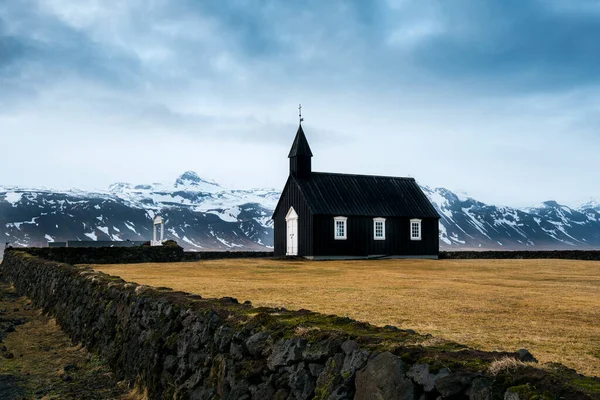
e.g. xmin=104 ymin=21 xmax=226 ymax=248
xmin=190 ymin=386 xmax=216 ymax=400
xmin=303 ymin=339 xmax=339 ymax=362
xmin=308 ymin=363 xmax=324 ymax=377
xmin=275 ymin=371 xmax=290 ymax=387
xmin=220 ymin=296 xmax=238 ymax=304
xmin=163 ymin=355 xmax=178 ymax=372
xmin=341 ymin=349 xmax=369 ymax=380
xmin=250 ymin=382 xmax=275 ymax=400
xmin=516 ymin=349 xmax=538 ymax=363
xmin=3 ymin=352 xmax=14 ymax=359
xmin=1 ymin=345 xmax=6 ymax=352
xmin=274 ymin=388 xmax=288 ymax=400
xmin=188 ymin=351 xmax=203 ymax=366
xmin=354 ymin=352 xmax=414 ymax=400
xmin=406 ymin=364 xmax=436 ymax=392
xmin=230 ymin=342 xmax=246 ymax=360
xmin=63 ymin=363 xmax=77 ymax=372
xmin=467 ymin=378 xmax=493 ymax=400
xmin=246 ymin=332 xmax=271 ymax=357
xmin=315 ymin=353 xmax=345 ymax=398
xmin=288 ymin=362 xmax=315 ymax=400
xmin=435 ymin=372 xmax=478 ymax=398
xmin=214 ymin=326 xmax=233 ymax=352
xmin=504 ymin=388 xmax=521 ymax=400
xmin=267 ymin=338 xmax=307 ymax=370
xmin=406 ymin=364 xmax=450 ymax=392
xmin=228 ymin=378 xmax=250 ymax=400
xmin=341 ymin=340 xmax=357 ymax=355
xmin=5 ymin=325 xmax=15 ymax=333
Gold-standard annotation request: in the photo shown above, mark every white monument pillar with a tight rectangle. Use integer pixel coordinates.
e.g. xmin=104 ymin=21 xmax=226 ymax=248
xmin=152 ymin=216 xmax=165 ymax=246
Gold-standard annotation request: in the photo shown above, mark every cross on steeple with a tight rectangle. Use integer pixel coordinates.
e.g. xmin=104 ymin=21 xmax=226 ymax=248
xmin=299 ymin=104 xmax=304 ymax=124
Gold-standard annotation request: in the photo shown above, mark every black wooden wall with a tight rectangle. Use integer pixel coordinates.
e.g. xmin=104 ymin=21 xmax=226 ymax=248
xmin=312 ymin=216 xmax=439 ymax=257
xmin=273 ymin=179 xmax=313 ymax=257
xmin=274 ymin=179 xmax=439 ymax=257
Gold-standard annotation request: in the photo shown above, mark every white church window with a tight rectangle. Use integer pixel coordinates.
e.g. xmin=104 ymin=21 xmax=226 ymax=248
xmin=410 ymin=219 xmax=422 ymax=240
xmin=334 ymin=216 xmax=347 ymax=240
xmin=373 ymin=218 xmax=386 ymax=240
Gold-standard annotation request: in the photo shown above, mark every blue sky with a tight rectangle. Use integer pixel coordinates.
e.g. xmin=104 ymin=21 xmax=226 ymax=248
xmin=1 ymin=0 xmax=599 ymax=207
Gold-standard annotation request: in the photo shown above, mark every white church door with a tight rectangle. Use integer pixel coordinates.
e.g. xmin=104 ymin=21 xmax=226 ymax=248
xmin=286 ymin=207 xmax=299 ymax=256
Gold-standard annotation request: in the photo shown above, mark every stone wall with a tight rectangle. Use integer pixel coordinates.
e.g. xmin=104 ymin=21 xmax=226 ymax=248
xmin=440 ymin=250 xmax=600 ymax=261
xmin=182 ymin=251 xmax=274 ymax=261
xmin=1 ymin=250 xmax=596 ymax=399
xmin=17 ymin=241 xmax=185 ymax=265
xmin=15 ymin=243 xmax=274 ymax=265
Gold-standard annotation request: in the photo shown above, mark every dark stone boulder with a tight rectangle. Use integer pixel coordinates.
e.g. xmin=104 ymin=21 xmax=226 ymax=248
xmin=435 ymin=372 xmax=479 ymax=398
xmin=267 ymin=338 xmax=307 ymax=370
xmin=341 ymin=340 xmax=357 ymax=355
xmin=516 ymin=349 xmax=538 ymax=363
xmin=504 ymin=388 xmax=521 ymax=400
xmin=288 ymin=362 xmax=315 ymax=400
xmin=250 ymin=382 xmax=276 ymax=400
xmin=303 ymin=338 xmax=340 ymax=362
xmin=315 ymin=353 xmax=347 ymax=399
xmin=406 ymin=364 xmax=450 ymax=392
xmin=467 ymin=378 xmax=493 ymax=400
xmin=341 ymin=348 xmax=369 ymax=381
xmin=246 ymin=332 xmax=271 ymax=357
xmin=354 ymin=352 xmax=414 ymax=400
xmin=308 ymin=363 xmax=324 ymax=377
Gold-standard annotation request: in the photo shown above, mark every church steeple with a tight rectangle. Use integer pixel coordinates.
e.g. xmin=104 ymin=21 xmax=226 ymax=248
xmin=288 ymin=123 xmax=313 ymax=179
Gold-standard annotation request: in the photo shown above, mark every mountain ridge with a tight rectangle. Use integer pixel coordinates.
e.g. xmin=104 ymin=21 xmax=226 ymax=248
xmin=1 ymin=171 xmax=599 ymax=253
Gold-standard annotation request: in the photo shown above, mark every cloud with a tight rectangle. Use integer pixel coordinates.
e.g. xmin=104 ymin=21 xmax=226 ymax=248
xmin=0 ymin=0 xmax=599 ymax=206
xmin=401 ymin=0 xmax=600 ymax=90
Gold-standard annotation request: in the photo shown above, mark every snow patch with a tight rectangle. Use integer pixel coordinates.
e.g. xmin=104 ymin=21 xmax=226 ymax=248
xmin=4 ymin=192 xmax=23 ymax=206
xmin=84 ymin=232 xmax=98 ymax=241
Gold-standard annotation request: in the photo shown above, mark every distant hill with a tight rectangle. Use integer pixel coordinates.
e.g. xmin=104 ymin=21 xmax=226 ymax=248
xmin=1 ymin=171 xmax=599 ymax=253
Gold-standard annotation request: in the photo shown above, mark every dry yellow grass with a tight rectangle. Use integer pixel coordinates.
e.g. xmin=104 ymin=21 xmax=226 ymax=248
xmin=93 ymin=258 xmax=600 ymax=377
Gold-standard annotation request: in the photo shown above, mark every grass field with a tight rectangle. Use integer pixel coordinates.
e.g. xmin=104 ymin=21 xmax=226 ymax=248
xmin=93 ymin=258 xmax=600 ymax=377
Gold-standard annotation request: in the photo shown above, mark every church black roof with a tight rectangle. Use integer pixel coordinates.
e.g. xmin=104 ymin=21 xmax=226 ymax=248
xmin=288 ymin=125 xmax=313 ymax=158
xmin=293 ymin=172 xmax=440 ymax=218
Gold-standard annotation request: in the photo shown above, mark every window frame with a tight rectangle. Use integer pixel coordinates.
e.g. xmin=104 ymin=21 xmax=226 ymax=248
xmin=410 ymin=218 xmax=422 ymax=241
xmin=334 ymin=216 xmax=348 ymax=240
xmin=373 ymin=217 xmax=386 ymax=240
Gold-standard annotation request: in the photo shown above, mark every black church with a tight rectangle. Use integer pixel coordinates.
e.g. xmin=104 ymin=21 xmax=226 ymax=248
xmin=272 ymin=123 xmax=440 ymax=259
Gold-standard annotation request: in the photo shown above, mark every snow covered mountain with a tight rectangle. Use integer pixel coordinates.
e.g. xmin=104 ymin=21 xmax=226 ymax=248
xmin=0 ymin=171 xmax=278 ymax=252
xmin=422 ymin=187 xmax=600 ymax=249
xmin=1 ymin=171 xmax=599 ymax=253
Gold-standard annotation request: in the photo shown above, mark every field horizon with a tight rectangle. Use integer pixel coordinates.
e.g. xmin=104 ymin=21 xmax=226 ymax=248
xmin=93 ymin=258 xmax=600 ymax=377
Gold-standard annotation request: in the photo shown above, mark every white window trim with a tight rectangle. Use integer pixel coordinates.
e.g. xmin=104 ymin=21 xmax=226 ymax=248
xmin=410 ymin=218 xmax=422 ymax=241
xmin=334 ymin=216 xmax=347 ymax=240
xmin=373 ymin=217 xmax=386 ymax=240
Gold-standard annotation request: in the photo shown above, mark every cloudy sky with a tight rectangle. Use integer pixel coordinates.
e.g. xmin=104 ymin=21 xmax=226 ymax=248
xmin=1 ymin=0 xmax=599 ymax=207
